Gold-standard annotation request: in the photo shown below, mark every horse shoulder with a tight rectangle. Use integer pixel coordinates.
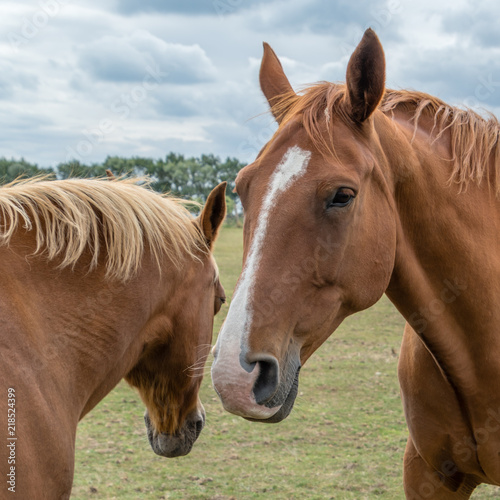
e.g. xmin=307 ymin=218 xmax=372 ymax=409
xmin=399 ymin=323 xmax=484 ymax=482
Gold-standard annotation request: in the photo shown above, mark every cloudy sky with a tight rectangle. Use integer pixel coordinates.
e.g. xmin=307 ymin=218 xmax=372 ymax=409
xmin=1 ymin=0 xmax=499 ymax=167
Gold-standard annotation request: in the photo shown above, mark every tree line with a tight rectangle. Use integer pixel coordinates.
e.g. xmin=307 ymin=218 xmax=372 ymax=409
xmin=0 ymin=154 xmax=244 ymax=222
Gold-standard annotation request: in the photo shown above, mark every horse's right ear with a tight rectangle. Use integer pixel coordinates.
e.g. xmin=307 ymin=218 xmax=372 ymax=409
xmin=345 ymin=28 xmax=386 ymax=123
xmin=260 ymin=42 xmax=295 ymax=123
xmin=197 ymin=182 xmax=227 ymax=249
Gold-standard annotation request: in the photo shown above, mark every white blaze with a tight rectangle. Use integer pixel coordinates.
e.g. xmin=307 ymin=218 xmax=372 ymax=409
xmin=212 ymin=146 xmax=311 ymax=416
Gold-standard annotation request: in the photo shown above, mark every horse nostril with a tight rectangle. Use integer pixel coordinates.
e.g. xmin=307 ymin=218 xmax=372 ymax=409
xmin=253 ymin=356 xmax=279 ymax=405
xmin=194 ymin=417 xmax=204 ymax=440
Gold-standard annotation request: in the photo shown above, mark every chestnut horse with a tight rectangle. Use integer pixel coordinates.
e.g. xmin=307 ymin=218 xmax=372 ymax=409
xmin=0 ymin=176 xmax=226 ymax=499
xmin=211 ymin=29 xmax=500 ymax=498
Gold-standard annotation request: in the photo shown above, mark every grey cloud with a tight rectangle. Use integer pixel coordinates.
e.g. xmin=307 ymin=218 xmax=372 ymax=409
xmin=116 ymin=0 xmax=267 ymax=16
xmin=78 ymin=31 xmax=217 ymax=84
xmin=1 ymin=0 xmax=500 ymax=169
xmin=117 ymin=0 xmax=217 ymax=15
xmin=150 ymin=73 xmax=265 ymax=121
xmin=0 ymin=111 xmax=64 ymax=167
xmin=442 ymin=1 xmax=500 ymax=48
xmin=390 ymin=46 xmax=500 ymax=110
xmin=0 ymin=66 xmax=39 ymax=100
xmin=243 ymin=0 xmax=398 ymax=36
xmin=150 ymin=90 xmax=199 ymax=118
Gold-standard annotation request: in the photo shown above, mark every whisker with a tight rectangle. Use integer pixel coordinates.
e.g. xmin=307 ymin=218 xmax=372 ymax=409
xmin=187 ymin=370 xmax=213 ymax=379
xmin=195 ymin=343 xmax=214 ymax=350
xmin=185 ymin=358 xmax=213 ymax=370
xmin=185 ymin=366 xmax=214 ymax=377
xmin=185 ymin=363 xmax=213 ymax=374
xmin=184 ymin=356 xmax=214 ymax=375
xmin=186 ymin=360 xmax=213 ymax=370
xmin=187 ymin=366 xmax=211 ymax=377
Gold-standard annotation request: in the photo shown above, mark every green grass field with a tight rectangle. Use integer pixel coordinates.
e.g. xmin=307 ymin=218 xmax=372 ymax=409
xmin=71 ymin=227 xmax=498 ymax=499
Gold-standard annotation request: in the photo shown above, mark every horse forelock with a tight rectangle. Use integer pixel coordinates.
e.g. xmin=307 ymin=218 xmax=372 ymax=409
xmin=267 ymin=83 xmax=350 ymax=160
xmin=0 ymin=176 xmax=206 ymax=281
xmin=269 ymin=83 xmax=500 ymax=195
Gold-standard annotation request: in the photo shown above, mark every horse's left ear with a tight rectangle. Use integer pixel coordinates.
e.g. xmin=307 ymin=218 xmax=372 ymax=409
xmin=260 ymin=42 xmax=295 ymax=123
xmin=345 ymin=28 xmax=386 ymax=123
xmin=198 ymin=182 xmax=227 ymax=249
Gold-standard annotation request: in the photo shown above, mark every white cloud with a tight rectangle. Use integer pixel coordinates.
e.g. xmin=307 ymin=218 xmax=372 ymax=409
xmin=78 ymin=31 xmax=217 ymax=84
xmin=0 ymin=0 xmax=498 ymax=167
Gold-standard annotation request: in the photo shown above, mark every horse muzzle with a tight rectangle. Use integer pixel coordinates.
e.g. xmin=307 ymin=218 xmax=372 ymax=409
xmin=144 ymin=408 xmax=205 ymax=458
xmin=211 ymin=348 xmax=300 ymax=423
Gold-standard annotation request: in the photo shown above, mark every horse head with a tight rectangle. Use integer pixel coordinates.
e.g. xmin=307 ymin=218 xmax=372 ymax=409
xmin=127 ymin=183 xmax=227 ymax=456
xmin=211 ymin=30 xmax=397 ymax=422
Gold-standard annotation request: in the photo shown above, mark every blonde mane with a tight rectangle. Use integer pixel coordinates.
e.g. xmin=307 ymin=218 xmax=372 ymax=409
xmin=0 ymin=176 xmax=205 ymax=281
xmin=271 ymin=83 xmax=500 ymax=192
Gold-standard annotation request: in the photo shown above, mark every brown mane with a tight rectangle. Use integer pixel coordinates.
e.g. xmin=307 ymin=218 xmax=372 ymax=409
xmin=271 ymin=83 xmax=500 ymax=192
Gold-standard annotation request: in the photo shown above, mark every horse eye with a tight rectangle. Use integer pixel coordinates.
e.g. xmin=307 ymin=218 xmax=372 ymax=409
xmin=327 ymin=188 xmax=356 ymax=208
xmin=214 ymin=295 xmax=226 ymax=315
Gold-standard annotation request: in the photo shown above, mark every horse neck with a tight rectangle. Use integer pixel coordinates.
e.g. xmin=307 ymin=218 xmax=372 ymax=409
xmin=72 ymin=266 xmax=171 ymax=420
xmin=382 ymin=108 xmax=500 ymax=393
xmin=2 ymin=239 xmax=171 ymax=422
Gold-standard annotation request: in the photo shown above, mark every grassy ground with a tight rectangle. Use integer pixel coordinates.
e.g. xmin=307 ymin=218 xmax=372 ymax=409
xmin=71 ymin=227 xmax=498 ymax=499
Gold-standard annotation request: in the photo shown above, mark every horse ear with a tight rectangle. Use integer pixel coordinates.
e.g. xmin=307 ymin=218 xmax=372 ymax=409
xmin=198 ymin=182 xmax=227 ymax=249
xmin=260 ymin=42 xmax=295 ymax=123
xmin=345 ymin=28 xmax=385 ymax=123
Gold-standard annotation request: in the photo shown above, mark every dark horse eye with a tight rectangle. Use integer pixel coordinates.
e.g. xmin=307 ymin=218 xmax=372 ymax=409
xmin=214 ymin=295 xmax=226 ymax=315
xmin=327 ymin=188 xmax=356 ymax=208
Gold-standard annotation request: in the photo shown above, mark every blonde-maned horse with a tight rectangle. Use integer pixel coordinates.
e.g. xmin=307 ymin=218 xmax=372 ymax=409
xmin=211 ymin=29 xmax=500 ymax=498
xmin=0 ymin=176 xmax=226 ymax=499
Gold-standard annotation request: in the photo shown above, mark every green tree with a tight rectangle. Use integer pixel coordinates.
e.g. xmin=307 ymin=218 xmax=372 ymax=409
xmin=0 ymin=153 xmax=245 ymax=223
xmin=56 ymin=160 xmax=107 ymax=179
xmin=0 ymin=157 xmax=54 ymax=184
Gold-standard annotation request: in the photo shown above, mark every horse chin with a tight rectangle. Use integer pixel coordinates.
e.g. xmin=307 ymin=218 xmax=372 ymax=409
xmin=245 ymin=367 xmax=300 ymax=424
xmin=144 ymin=410 xmax=205 ymax=458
